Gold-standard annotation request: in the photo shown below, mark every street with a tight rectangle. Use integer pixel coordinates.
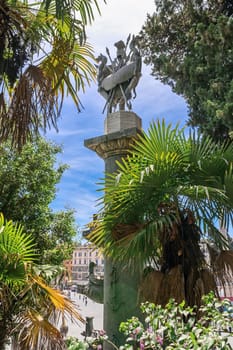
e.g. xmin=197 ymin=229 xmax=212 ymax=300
xmin=65 ymin=292 xmax=104 ymax=339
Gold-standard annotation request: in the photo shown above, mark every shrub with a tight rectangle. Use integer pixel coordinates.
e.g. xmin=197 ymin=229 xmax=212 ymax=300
xmin=66 ymin=292 xmax=233 ymax=350
xmin=119 ymin=292 xmax=233 ymax=350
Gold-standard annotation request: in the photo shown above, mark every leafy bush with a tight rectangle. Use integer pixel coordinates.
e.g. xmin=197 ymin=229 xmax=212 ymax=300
xmin=66 ymin=330 xmax=111 ymax=350
xmin=119 ymin=292 xmax=233 ymax=350
xmin=66 ymin=292 xmax=233 ymax=350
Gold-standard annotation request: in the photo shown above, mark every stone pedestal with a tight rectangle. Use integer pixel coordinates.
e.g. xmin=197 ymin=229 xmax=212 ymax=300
xmin=104 ymin=111 xmax=142 ymax=134
xmin=84 ymin=111 xmax=143 ymax=348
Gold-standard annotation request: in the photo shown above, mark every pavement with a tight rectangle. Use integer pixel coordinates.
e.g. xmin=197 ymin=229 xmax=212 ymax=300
xmin=65 ymin=292 xmax=104 ymax=339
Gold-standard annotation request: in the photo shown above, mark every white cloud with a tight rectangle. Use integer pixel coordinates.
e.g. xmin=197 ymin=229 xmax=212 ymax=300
xmin=87 ymin=0 xmax=155 ymax=51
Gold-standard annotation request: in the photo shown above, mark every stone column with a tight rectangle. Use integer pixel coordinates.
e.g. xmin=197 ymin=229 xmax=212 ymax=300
xmin=84 ymin=111 xmax=142 ymax=347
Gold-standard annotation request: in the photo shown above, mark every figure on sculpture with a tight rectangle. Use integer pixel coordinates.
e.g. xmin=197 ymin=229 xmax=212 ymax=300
xmin=96 ymin=34 xmax=142 ymax=115
xmin=113 ymin=40 xmax=127 ymax=70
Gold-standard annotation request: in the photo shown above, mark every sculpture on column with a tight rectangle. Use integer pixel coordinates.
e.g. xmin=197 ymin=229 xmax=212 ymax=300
xmin=96 ymin=34 xmax=142 ymax=114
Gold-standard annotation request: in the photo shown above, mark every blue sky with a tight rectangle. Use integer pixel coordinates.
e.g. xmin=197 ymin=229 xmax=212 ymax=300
xmin=45 ymin=0 xmax=188 ymax=231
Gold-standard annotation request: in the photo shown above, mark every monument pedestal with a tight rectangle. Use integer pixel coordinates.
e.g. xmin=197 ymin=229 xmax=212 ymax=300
xmin=104 ymin=111 xmax=142 ymax=135
xmin=84 ymin=111 xmax=142 ymax=348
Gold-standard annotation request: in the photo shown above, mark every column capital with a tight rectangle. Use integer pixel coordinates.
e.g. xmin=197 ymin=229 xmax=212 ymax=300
xmin=84 ymin=127 xmax=142 ymax=160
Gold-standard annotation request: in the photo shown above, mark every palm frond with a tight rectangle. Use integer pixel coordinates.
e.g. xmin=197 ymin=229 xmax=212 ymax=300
xmin=0 ymin=213 xmax=36 ymax=286
xmin=215 ymin=250 xmax=233 ymax=277
xmin=0 ymin=218 xmax=36 ymax=259
xmin=0 ymin=0 xmax=101 ymax=149
xmin=131 ymin=119 xmax=185 ymax=161
xmin=40 ymin=38 xmax=96 ymax=107
xmin=0 ymin=65 xmax=58 ymax=149
xmin=139 ymin=266 xmax=185 ymax=306
xmin=42 ymin=0 xmax=106 ymax=26
xmin=30 ymin=275 xmax=84 ymax=322
xmin=13 ymin=309 xmax=65 ymax=350
xmin=11 ymin=272 xmax=84 ymax=348
xmin=90 ymin=120 xmax=233 ymax=270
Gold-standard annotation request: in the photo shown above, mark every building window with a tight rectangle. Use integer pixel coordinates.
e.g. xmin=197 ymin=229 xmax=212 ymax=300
xmin=79 ymin=259 xmax=81 ymax=264
xmin=78 ymin=252 xmax=82 ymax=257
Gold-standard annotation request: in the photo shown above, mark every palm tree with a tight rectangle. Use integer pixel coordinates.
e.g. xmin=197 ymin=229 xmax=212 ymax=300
xmin=89 ymin=120 xmax=233 ymax=307
xmin=0 ymin=213 xmax=84 ymax=349
xmin=0 ymin=0 xmax=105 ymax=149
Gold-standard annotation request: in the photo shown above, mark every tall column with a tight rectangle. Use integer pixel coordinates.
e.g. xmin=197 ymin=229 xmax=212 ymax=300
xmin=84 ymin=111 xmax=142 ymax=347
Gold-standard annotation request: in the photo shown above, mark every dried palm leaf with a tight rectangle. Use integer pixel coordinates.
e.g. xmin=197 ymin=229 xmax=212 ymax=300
xmin=138 ymin=270 xmax=163 ymax=304
xmin=112 ymin=222 xmax=145 ymax=241
xmin=139 ymin=266 xmax=185 ymax=306
xmin=215 ymin=250 xmax=233 ymax=274
xmin=14 ymin=309 xmax=66 ymax=350
xmin=193 ymin=277 xmax=205 ymax=307
xmin=207 ymin=246 xmax=233 ymax=287
xmin=11 ymin=275 xmax=84 ymax=349
xmin=199 ymin=268 xmax=217 ymax=296
xmin=207 ymin=244 xmax=219 ymax=267
xmin=0 ymin=65 xmax=57 ymax=149
xmin=159 ymin=265 xmax=185 ymax=306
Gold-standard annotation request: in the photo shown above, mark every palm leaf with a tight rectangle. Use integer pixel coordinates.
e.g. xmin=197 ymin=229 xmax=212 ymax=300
xmin=43 ymin=0 xmax=106 ymax=26
xmin=0 ymin=0 xmax=102 ymax=149
xmin=12 ymin=273 xmax=84 ymax=349
xmin=30 ymin=275 xmax=84 ymax=321
xmin=13 ymin=309 xmax=65 ymax=350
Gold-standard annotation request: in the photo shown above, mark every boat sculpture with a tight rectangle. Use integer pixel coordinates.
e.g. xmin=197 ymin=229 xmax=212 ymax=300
xmin=96 ymin=35 xmax=142 ymax=114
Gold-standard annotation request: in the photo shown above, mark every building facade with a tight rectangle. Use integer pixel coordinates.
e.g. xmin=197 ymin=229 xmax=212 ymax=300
xmin=71 ymin=244 xmax=104 ymax=284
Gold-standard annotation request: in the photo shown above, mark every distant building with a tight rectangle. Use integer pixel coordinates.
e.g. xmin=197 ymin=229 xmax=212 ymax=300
xmin=71 ymin=244 xmax=104 ymax=284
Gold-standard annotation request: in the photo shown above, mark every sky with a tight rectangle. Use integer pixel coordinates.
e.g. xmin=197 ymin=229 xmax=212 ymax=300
xmin=46 ymin=0 xmax=189 ymax=232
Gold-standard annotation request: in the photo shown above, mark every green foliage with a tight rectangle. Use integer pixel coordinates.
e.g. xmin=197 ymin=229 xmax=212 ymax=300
xmin=66 ymin=293 xmax=233 ymax=350
xmin=139 ymin=0 xmax=233 ymax=141
xmin=119 ymin=292 xmax=233 ymax=350
xmin=90 ymin=120 xmax=233 ymax=266
xmin=66 ymin=337 xmax=89 ymax=350
xmin=89 ymin=120 xmax=233 ymax=306
xmin=66 ymin=330 xmax=114 ymax=350
xmin=0 ymin=213 xmax=36 ymax=287
xmin=0 ymin=0 xmax=106 ymax=148
xmin=0 ymin=137 xmax=77 ymax=261
xmin=42 ymin=210 xmax=78 ymax=265
xmin=0 ymin=213 xmax=83 ymax=349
